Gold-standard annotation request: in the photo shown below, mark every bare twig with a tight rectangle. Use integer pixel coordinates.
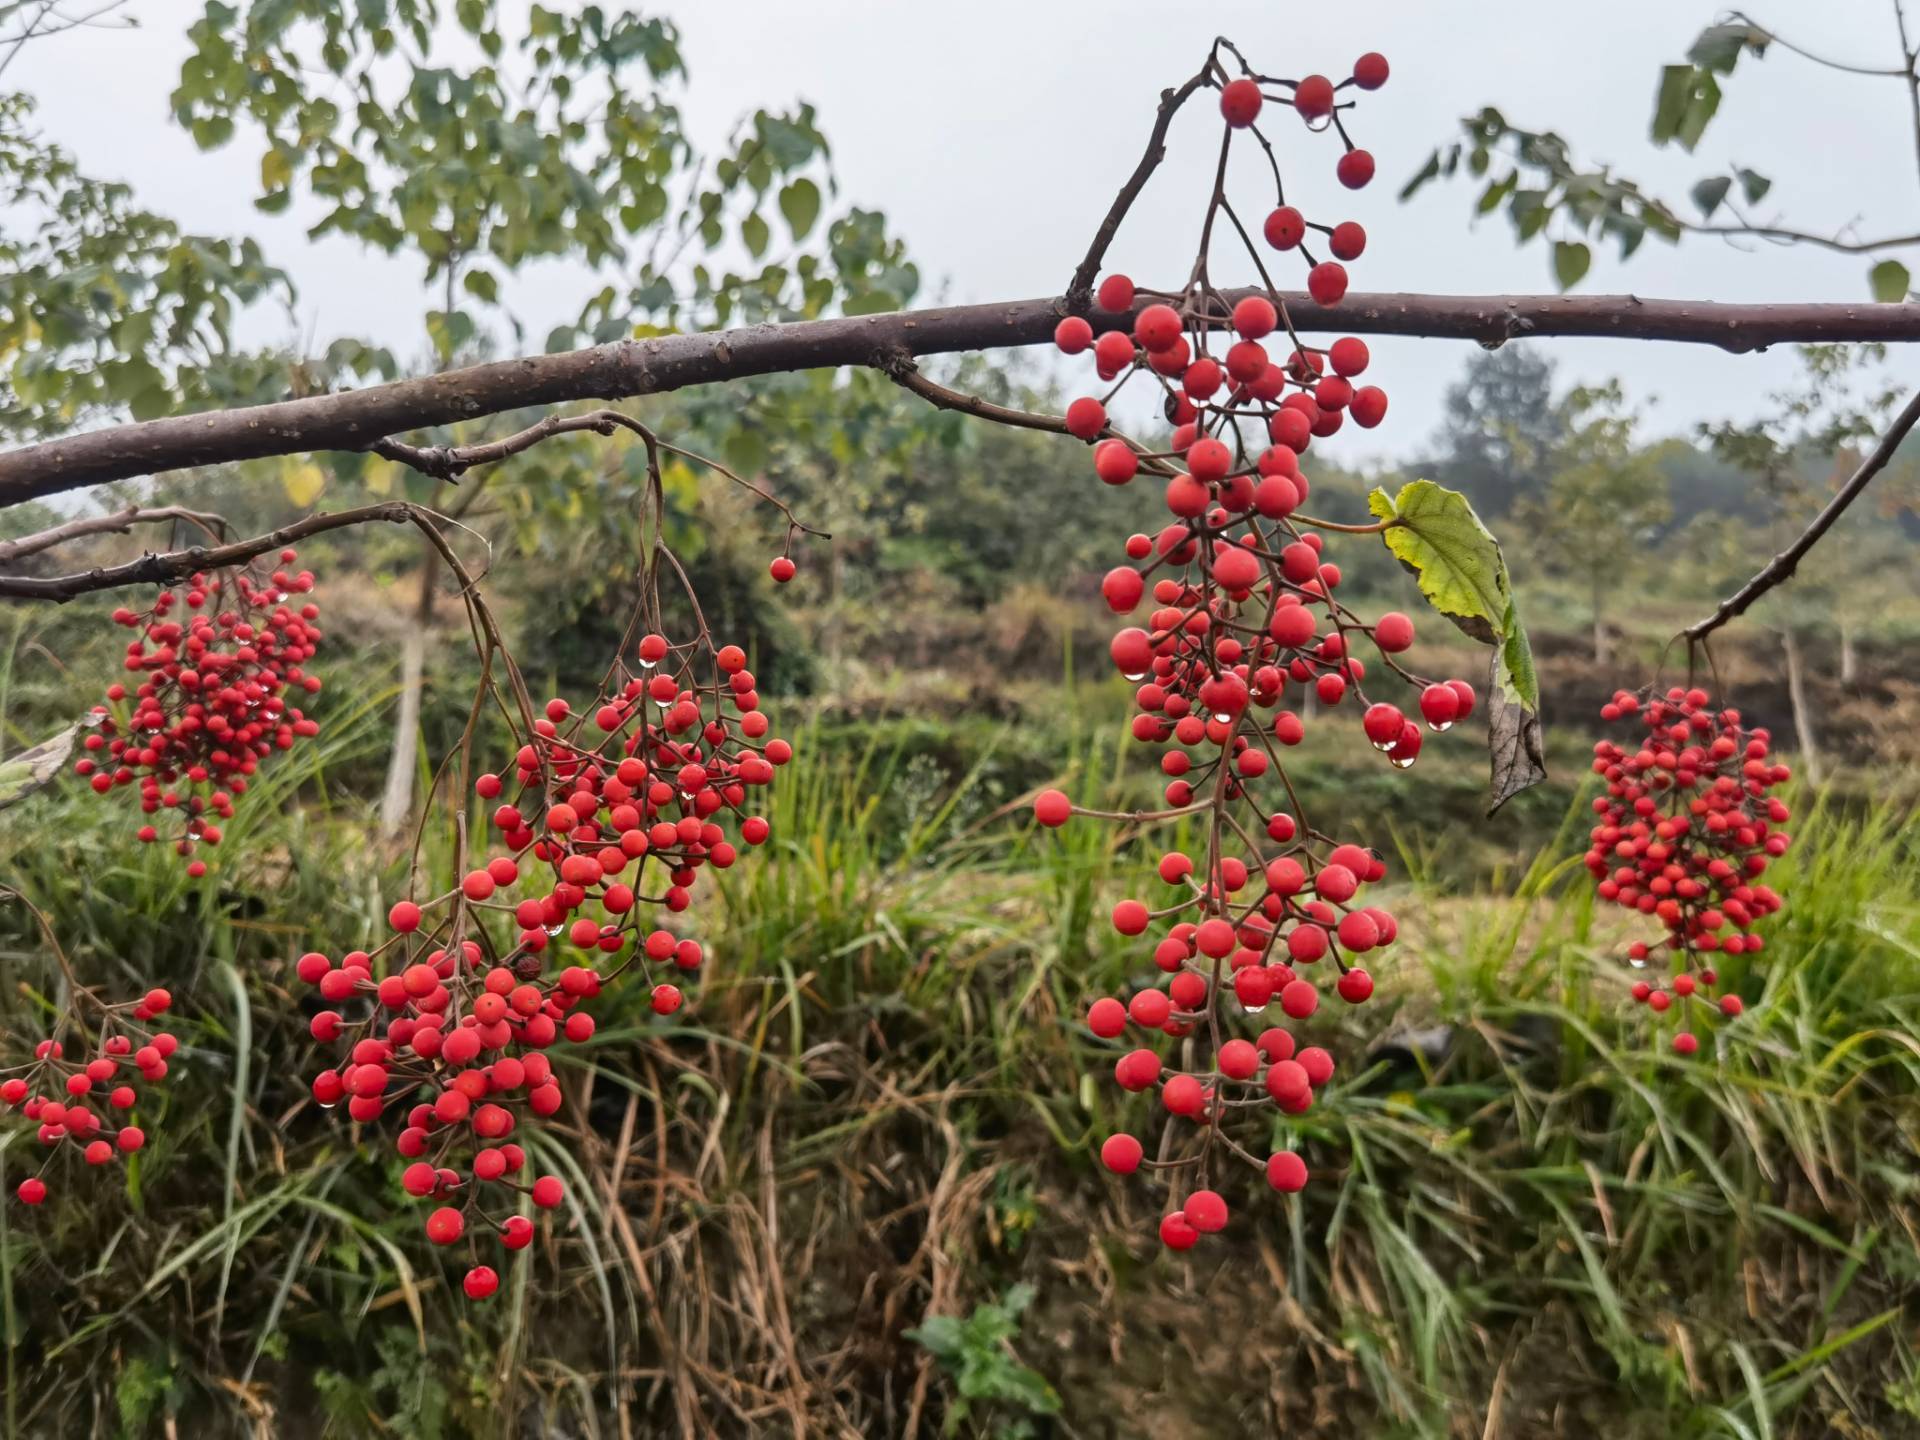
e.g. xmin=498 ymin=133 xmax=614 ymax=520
xmin=1680 ymin=387 xmax=1920 ymax=643
xmin=1064 ymin=62 xmax=1216 ymax=311
xmin=0 ymin=502 xmax=420 ymax=602
xmin=0 ymin=505 xmax=225 ymax=565
xmin=369 ymin=408 xmax=647 ymax=480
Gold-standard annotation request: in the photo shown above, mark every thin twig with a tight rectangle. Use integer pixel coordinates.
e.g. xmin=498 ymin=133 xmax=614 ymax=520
xmin=1680 ymin=387 xmax=1920 ymax=643
xmin=0 ymin=505 xmax=225 ymax=565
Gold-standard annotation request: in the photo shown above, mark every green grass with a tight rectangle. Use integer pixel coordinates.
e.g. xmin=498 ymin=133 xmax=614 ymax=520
xmin=0 ymin=657 xmax=1917 ymax=1437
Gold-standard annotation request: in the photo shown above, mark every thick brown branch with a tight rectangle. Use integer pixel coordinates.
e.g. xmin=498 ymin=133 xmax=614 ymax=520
xmin=0 ymin=503 xmax=420 ymax=602
xmin=0 ymin=505 xmax=224 ymax=565
xmin=1681 ymin=387 xmax=1920 ymax=644
xmin=9 ymin=291 xmax=1920 ymax=506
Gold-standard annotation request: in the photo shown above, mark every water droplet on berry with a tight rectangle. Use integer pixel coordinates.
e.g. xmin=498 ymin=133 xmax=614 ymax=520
xmin=1390 ymin=754 xmax=1417 ymax=770
xmin=1123 ymin=671 xmax=1148 ymax=682
xmin=1426 ymin=719 xmax=1453 ymax=733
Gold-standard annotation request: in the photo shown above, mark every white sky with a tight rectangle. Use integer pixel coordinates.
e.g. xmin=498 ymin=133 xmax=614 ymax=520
xmin=15 ymin=0 xmax=1920 ymax=462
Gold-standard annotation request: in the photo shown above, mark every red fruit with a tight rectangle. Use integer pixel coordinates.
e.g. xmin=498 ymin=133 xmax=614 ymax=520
xmin=1373 ymin=612 xmax=1414 ymax=652
xmin=1673 ymin=1031 xmax=1700 ymax=1057
xmin=1266 ymin=1150 xmax=1309 ymax=1192
xmin=1363 ymin=703 xmax=1405 ymax=747
xmin=1280 ymin=979 xmax=1319 ymax=1019
xmin=1329 ymin=337 xmax=1370 ymax=376
xmin=1184 ymin=1189 xmax=1228 ymax=1233
xmin=1034 ymin=789 xmax=1073 ymax=827
xmin=1350 ymin=386 xmax=1388 ymax=428
xmin=1218 ymin=1039 xmax=1260 ymax=1080
xmin=1263 ymin=206 xmax=1306 ymax=250
xmin=531 ymin=1175 xmax=564 ymax=1209
xmin=1329 ymin=221 xmax=1366 ymax=261
xmin=1133 ymin=304 xmax=1183 ymax=352
xmin=1298 ymin=1047 xmax=1335 ymax=1087
xmin=1233 ymin=295 xmax=1278 ymax=339
xmin=1293 ymin=74 xmax=1335 ymax=120
xmin=1720 ymin=994 xmax=1745 ymax=1018
xmin=1102 ymin=567 xmax=1145 ymax=613
xmin=1307 ymin=262 xmax=1348 ymax=306
xmin=1219 ymin=77 xmax=1263 ymax=127
xmin=1161 ymin=1074 xmax=1206 ymax=1116
xmin=388 ymin=900 xmax=422 ymax=933
xmin=426 ymin=1206 xmax=464 ymax=1245
xmin=1100 ymin=1133 xmax=1144 ymax=1174
xmin=1087 ymin=997 xmax=1127 ymax=1038
xmin=1065 ymin=396 xmax=1107 ymax=440
xmin=1096 ymin=274 xmax=1135 ymax=311
xmin=463 ymin=1265 xmax=500 ymax=1300
xmin=1447 ymin=680 xmax=1477 ymax=717
xmin=17 ymin=1178 xmax=47 ymax=1205
xmin=1094 ymin=439 xmax=1139 ymax=485
xmin=769 ymin=556 xmax=797 ymax=583
xmin=1336 ymin=149 xmax=1375 ymax=190
xmin=1353 ymin=52 xmax=1390 ymax=90
xmin=1419 ymin=684 xmax=1460 ymax=728
xmin=1112 ymin=900 xmax=1150 ymax=935
xmin=1160 ymin=1210 xmax=1200 ymax=1251
xmin=1054 ymin=316 xmax=1093 ymax=354
xmin=1336 ymin=968 xmax=1375 ymax=1004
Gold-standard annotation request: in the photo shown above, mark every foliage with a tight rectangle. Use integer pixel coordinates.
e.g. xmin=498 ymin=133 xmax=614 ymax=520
xmin=905 ymin=1284 xmax=1061 ymax=1436
xmin=1406 ymin=15 xmax=1918 ymax=298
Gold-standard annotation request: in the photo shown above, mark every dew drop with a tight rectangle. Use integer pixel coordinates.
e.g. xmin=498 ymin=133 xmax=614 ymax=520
xmin=1427 ymin=719 xmax=1454 ymax=733
xmin=1390 ymin=755 xmax=1417 ymax=770
xmin=1123 ymin=670 xmax=1148 ymax=682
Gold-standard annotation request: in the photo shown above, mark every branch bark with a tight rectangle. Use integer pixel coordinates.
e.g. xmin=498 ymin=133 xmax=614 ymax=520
xmin=0 ymin=502 xmax=421 ymax=602
xmin=8 ymin=291 xmax=1920 ymax=508
xmin=0 ymin=504 xmax=223 ymax=564
xmin=1680 ymin=387 xmax=1920 ymax=643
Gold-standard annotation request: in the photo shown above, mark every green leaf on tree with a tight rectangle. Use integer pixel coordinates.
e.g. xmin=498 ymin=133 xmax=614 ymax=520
xmin=1870 ymin=259 xmax=1911 ymax=303
xmin=1366 ymin=480 xmax=1545 ymax=812
xmin=1552 ymin=240 xmax=1591 ymax=290
xmin=1736 ymin=167 xmax=1772 ymax=204
xmin=1687 ymin=22 xmax=1770 ymax=73
xmin=1690 ymin=175 xmax=1731 ymax=217
xmin=778 ymin=178 xmax=821 ymax=240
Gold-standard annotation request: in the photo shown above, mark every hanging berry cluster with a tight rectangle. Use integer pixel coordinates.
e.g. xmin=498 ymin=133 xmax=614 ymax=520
xmin=1586 ymin=687 xmax=1789 ymax=1052
xmin=1 ymin=988 xmax=177 ymax=1207
xmin=301 ymin=622 xmax=790 ymax=1300
xmin=1038 ymin=48 xmax=1489 ymax=1250
xmin=75 ymin=549 xmax=323 ymax=875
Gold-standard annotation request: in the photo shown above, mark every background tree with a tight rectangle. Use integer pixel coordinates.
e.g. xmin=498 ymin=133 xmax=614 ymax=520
xmin=1512 ymin=381 xmax=1672 ymax=663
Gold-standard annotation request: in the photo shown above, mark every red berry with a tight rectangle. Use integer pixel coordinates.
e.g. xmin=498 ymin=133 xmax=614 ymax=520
xmin=1353 ymin=52 xmax=1390 ymax=90
xmin=1293 ymin=74 xmax=1335 ymax=120
xmin=1219 ymin=77 xmax=1263 ymax=127
xmin=1100 ymin=1133 xmax=1144 ymax=1174
xmin=1336 ymin=149 xmax=1375 ymax=189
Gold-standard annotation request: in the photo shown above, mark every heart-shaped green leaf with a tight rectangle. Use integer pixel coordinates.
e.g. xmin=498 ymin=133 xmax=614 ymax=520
xmin=1367 ymin=480 xmax=1545 ymax=812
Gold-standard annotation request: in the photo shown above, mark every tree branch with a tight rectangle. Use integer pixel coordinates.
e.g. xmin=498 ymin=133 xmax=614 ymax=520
xmin=1680 ymin=387 xmax=1920 ymax=643
xmin=1064 ymin=64 xmax=1215 ymax=312
xmin=0 ymin=505 xmax=224 ymax=565
xmin=368 ymin=408 xmax=646 ymax=480
xmin=0 ymin=503 xmax=421 ymax=602
xmin=9 ymin=290 xmax=1920 ymax=507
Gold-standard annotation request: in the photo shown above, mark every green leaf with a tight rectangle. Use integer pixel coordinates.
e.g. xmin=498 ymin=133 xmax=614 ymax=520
xmin=1690 ymin=175 xmax=1731 ymax=217
xmin=1736 ymin=167 xmax=1772 ymax=204
xmin=0 ymin=724 xmax=78 ymax=811
xmin=1870 ymin=259 xmax=1910 ymax=303
xmin=1552 ymin=240 xmax=1591 ymax=290
xmin=463 ymin=268 xmax=499 ymax=304
xmin=741 ymin=210 xmax=769 ymax=259
xmin=1652 ymin=65 xmax=1694 ymax=145
xmin=1399 ymin=149 xmax=1443 ymax=200
xmin=777 ymin=178 xmax=820 ymax=240
xmin=1366 ymin=480 xmax=1545 ymax=812
xmin=1676 ymin=72 xmax=1722 ymax=151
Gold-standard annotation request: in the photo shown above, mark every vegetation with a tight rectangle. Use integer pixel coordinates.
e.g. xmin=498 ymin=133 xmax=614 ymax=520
xmin=2 ymin=5 xmax=1919 ymax=1438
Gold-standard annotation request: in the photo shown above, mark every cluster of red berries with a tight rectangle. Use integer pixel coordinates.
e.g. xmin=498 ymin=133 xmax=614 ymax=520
xmin=1041 ymin=48 xmax=1485 ymax=1248
xmin=2 ymin=989 xmax=177 ymax=1206
xmin=76 ymin=549 xmax=323 ymax=874
xmin=303 ymin=630 xmax=788 ymax=1298
xmin=1587 ymin=688 xmax=1790 ymax=1053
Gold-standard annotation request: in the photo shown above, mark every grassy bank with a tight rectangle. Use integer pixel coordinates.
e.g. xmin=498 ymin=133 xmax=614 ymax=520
xmin=1 ymin=679 xmax=1918 ymax=1438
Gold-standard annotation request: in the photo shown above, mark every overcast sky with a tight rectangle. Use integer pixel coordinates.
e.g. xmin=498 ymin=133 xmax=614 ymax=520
xmin=16 ymin=0 xmax=1920 ymax=463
